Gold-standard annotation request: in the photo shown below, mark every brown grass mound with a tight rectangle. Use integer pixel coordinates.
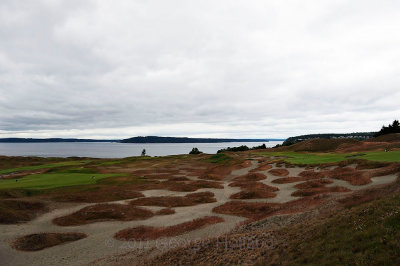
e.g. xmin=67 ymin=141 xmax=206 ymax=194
xmin=279 ymin=138 xmax=360 ymax=152
xmin=168 ymin=176 xmax=190 ymax=181
xmin=229 ymin=181 xmax=279 ymax=191
xmin=292 ymin=186 xmax=351 ymax=197
xmin=337 ymin=182 xmax=400 ymax=208
xmin=323 ymin=167 xmax=371 ymax=185
xmin=368 ymin=133 xmax=400 ymax=142
xmin=294 ymin=179 xmax=334 ymax=189
xmin=233 ymin=173 xmax=267 ymax=182
xmin=268 ymin=169 xmax=290 ymax=177
xmin=272 ymin=176 xmax=311 ymax=184
xmin=249 ymin=163 xmax=273 ymax=172
xmin=162 ymin=181 xmax=199 ymax=192
xmin=53 ymin=204 xmax=153 ymax=226
xmin=155 ymin=208 xmax=175 ymax=215
xmin=366 ymin=163 xmax=400 ymax=178
xmin=130 ymin=192 xmax=216 ymax=207
xmin=298 ymin=170 xmax=325 ymax=179
xmin=189 ymin=180 xmax=224 ymax=189
xmin=115 ymin=216 xmax=224 ymax=241
xmin=229 ymin=181 xmax=279 ymax=200
xmin=12 ymin=232 xmax=87 ymax=251
xmin=230 ymin=190 xmax=277 ymax=199
xmin=52 ymin=188 xmax=144 ymax=203
xmin=213 ymin=197 xmax=324 ymax=220
xmin=213 ymin=201 xmax=279 ymax=219
xmin=0 ymin=200 xmax=46 ymax=224
xmin=355 ymin=160 xmax=390 ymax=170
xmin=198 ymin=173 xmax=224 ymax=181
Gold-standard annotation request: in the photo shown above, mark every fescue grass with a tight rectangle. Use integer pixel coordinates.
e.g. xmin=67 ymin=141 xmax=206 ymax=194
xmin=53 ymin=204 xmax=153 ymax=226
xmin=130 ymin=192 xmax=216 ymax=207
xmin=213 ymin=197 xmax=324 ymax=220
xmin=256 ymin=188 xmax=400 ymax=265
xmin=0 ymin=200 xmax=46 ymax=224
xmin=268 ymin=168 xmax=290 ymax=176
xmin=12 ymin=232 xmax=87 ymax=251
xmin=115 ymin=216 xmax=224 ymax=240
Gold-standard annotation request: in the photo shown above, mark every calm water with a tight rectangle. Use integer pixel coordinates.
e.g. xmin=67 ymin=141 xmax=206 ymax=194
xmin=0 ymin=141 xmax=283 ymax=158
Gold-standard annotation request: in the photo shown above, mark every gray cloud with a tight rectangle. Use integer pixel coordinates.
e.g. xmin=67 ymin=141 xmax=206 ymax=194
xmin=1 ymin=0 xmax=399 ymax=139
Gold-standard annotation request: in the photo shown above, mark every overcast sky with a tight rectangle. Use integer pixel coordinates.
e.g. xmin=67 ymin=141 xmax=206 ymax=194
xmin=0 ymin=0 xmax=399 ymax=139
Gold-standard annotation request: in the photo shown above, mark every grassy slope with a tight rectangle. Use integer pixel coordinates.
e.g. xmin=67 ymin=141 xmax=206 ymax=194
xmin=257 ymin=151 xmax=400 ymax=164
xmin=0 ymin=173 xmax=122 ymax=190
xmin=258 ymin=187 xmax=400 ymax=265
xmin=0 ymin=160 xmax=92 ymax=174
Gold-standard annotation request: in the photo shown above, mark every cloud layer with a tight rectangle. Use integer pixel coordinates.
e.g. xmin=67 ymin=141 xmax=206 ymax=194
xmin=1 ymin=0 xmax=399 ymax=138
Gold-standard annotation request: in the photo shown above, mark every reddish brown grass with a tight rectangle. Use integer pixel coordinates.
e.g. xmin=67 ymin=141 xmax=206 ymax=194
xmin=52 ymin=188 xmax=144 ymax=203
xmin=355 ymin=160 xmax=390 ymax=170
xmin=229 ymin=181 xmax=279 ymax=191
xmin=323 ymin=167 xmax=371 ymax=185
xmin=268 ymin=169 xmax=290 ymax=176
xmin=115 ymin=216 xmax=224 ymax=240
xmin=294 ymin=179 xmax=334 ymax=189
xmin=337 ymin=182 xmax=400 ymax=208
xmin=189 ymin=180 xmax=224 ymax=189
xmin=12 ymin=232 xmax=87 ymax=251
xmin=162 ymin=181 xmax=199 ymax=192
xmin=213 ymin=201 xmax=279 ymax=219
xmin=230 ymin=190 xmax=277 ymax=199
xmin=198 ymin=173 xmax=225 ymax=181
xmin=155 ymin=208 xmax=175 ymax=215
xmin=0 ymin=200 xmax=47 ymax=224
xmin=291 ymin=186 xmax=351 ymax=197
xmin=366 ymin=163 xmax=400 ymax=178
xmin=53 ymin=204 xmax=153 ymax=226
xmin=213 ymin=196 xmax=324 ymax=220
xmin=298 ymin=170 xmax=325 ymax=179
xmin=272 ymin=176 xmax=311 ymax=184
xmin=229 ymin=180 xmax=279 ymax=200
xmin=130 ymin=192 xmax=216 ymax=207
xmin=249 ymin=164 xmax=273 ymax=172
xmin=168 ymin=176 xmax=190 ymax=181
xmin=233 ymin=173 xmax=267 ymax=182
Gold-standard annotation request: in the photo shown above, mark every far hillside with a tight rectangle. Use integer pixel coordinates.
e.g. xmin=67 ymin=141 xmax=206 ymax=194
xmin=276 ymin=120 xmax=400 ymax=153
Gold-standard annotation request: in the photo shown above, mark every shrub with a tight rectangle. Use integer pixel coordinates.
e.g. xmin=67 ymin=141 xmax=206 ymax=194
xmin=189 ymin=147 xmax=202 ymax=154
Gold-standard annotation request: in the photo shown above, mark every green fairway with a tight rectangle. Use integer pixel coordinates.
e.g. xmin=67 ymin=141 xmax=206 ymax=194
xmin=257 ymin=151 xmax=400 ymax=164
xmin=0 ymin=160 xmax=92 ymax=174
xmin=0 ymin=172 xmax=121 ymax=190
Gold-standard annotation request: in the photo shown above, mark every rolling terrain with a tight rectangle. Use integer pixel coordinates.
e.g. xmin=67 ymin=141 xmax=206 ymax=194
xmin=0 ymin=134 xmax=400 ymax=265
